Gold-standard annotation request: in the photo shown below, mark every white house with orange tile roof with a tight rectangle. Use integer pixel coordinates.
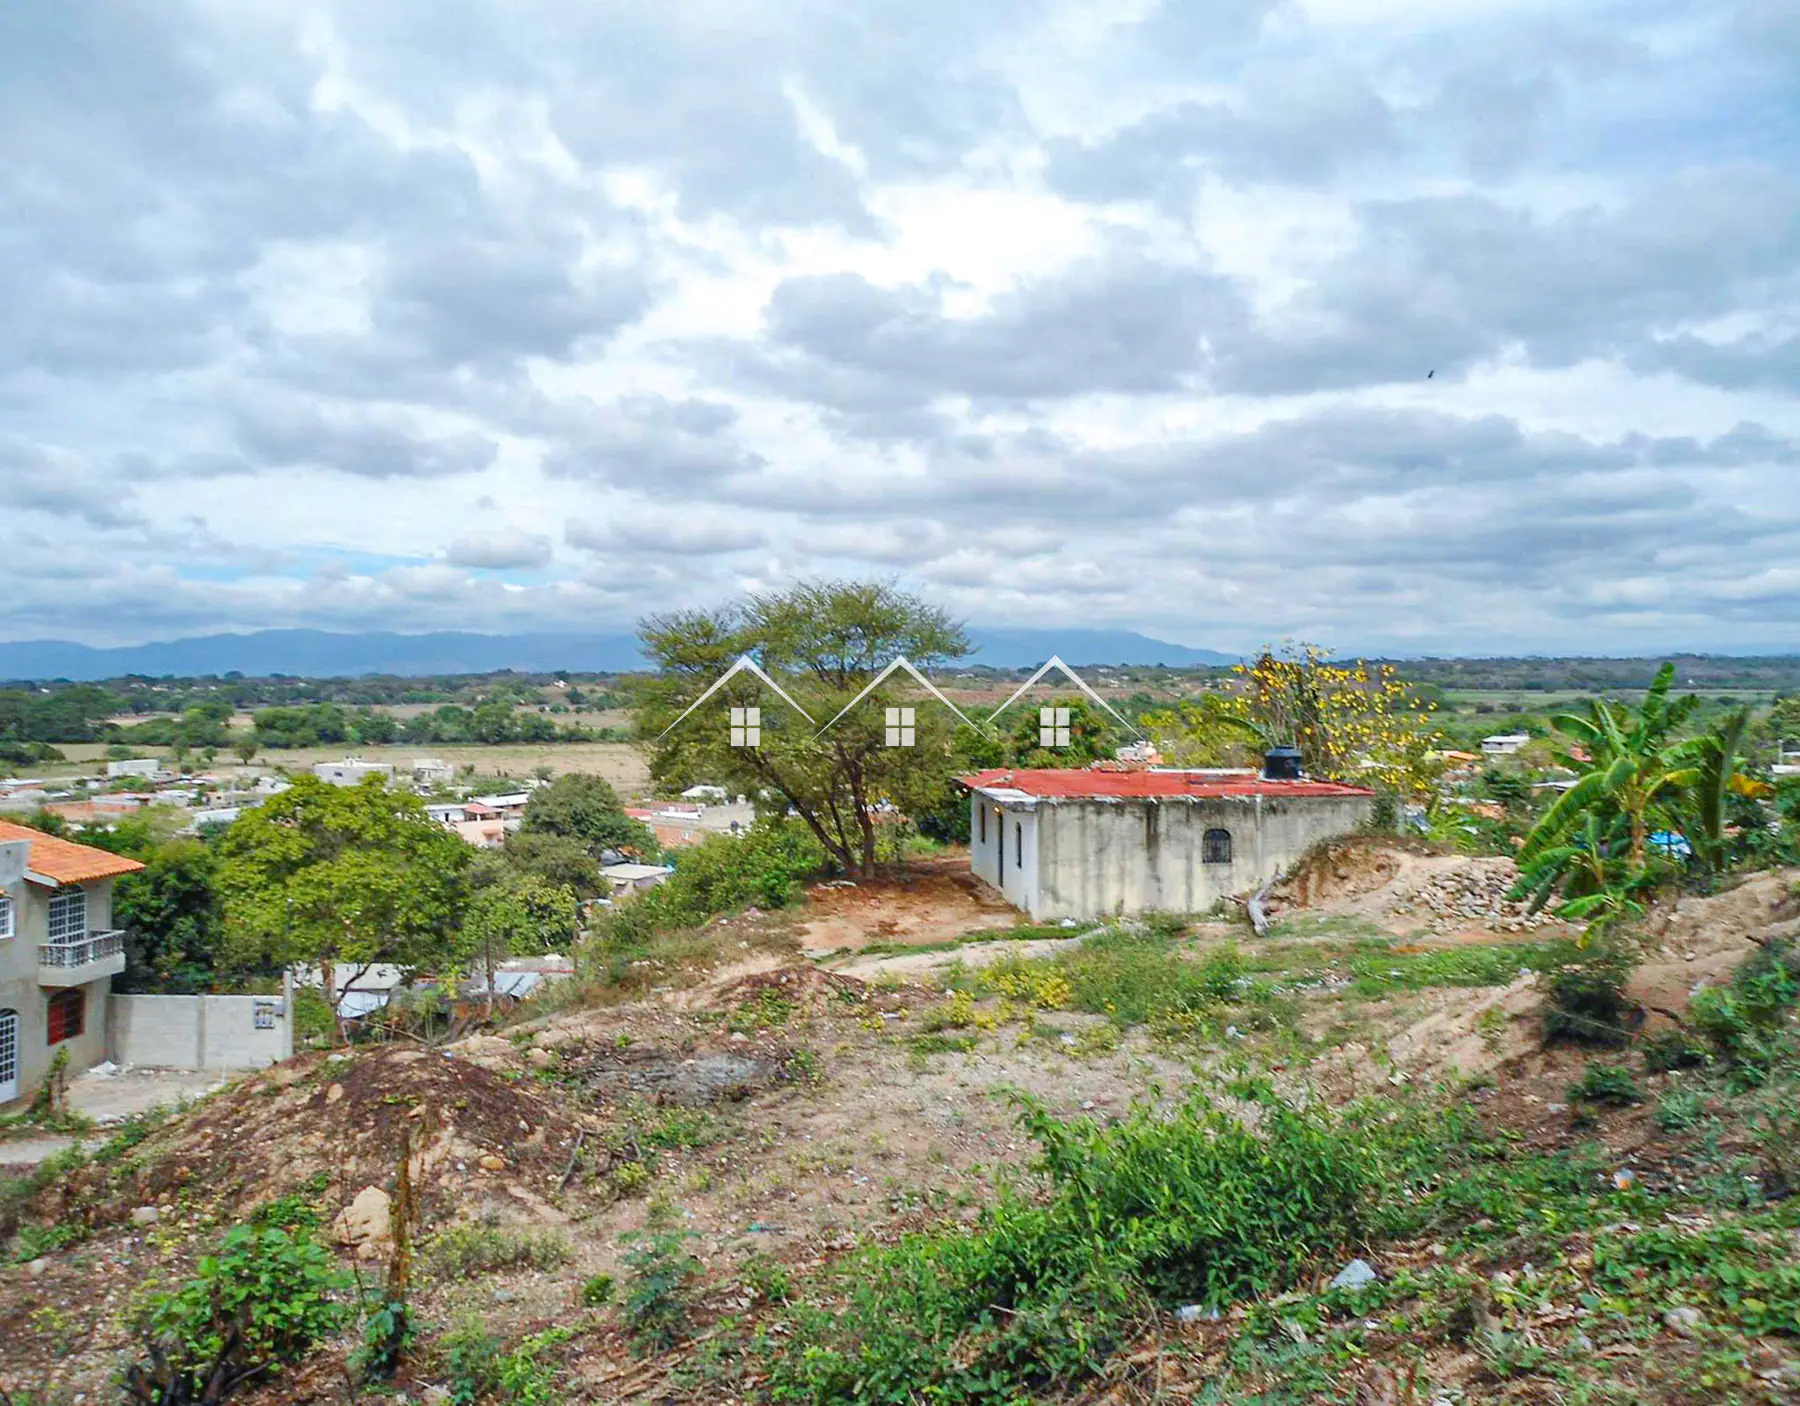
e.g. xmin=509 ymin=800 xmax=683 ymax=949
xmin=0 ymin=819 xmax=143 ymax=1107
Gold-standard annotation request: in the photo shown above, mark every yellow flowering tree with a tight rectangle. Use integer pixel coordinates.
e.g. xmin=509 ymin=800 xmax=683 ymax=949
xmin=1240 ymin=645 xmax=1443 ymax=795
xmin=1146 ymin=645 xmax=1443 ymax=796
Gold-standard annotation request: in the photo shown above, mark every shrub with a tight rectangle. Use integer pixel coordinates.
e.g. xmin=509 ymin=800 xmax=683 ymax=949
xmin=599 ymin=820 xmax=824 ymax=948
xmin=1641 ymin=1030 xmax=1711 ymax=1073
xmin=1569 ymin=1063 xmax=1642 ymax=1107
xmin=122 ymin=1225 xmax=348 ymax=1406
xmin=1686 ymin=937 xmax=1800 ymax=1083
xmin=761 ymin=1088 xmax=1372 ymax=1403
xmin=422 ymin=1223 xmax=572 ymax=1277
xmin=440 ymin=1317 xmax=503 ymax=1406
xmin=1655 ymin=1088 xmax=1706 ymax=1133
xmin=620 ymin=1228 xmax=702 ymax=1354
xmin=580 ymin=1273 xmax=615 ymax=1307
xmin=1542 ymin=946 xmax=1639 ymax=1047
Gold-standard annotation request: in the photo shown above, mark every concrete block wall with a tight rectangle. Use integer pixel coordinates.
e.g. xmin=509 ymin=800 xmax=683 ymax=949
xmin=1029 ymin=793 xmax=1374 ymax=922
xmin=109 ymin=990 xmax=293 ymax=1071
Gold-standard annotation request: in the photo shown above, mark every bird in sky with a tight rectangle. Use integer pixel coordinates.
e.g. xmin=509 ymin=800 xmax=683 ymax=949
xmin=1427 ymin=369 xmax=1435 ymax=379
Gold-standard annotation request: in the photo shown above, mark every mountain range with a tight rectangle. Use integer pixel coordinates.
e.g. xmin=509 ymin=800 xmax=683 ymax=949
xmin=0 ymin=628 xmax=1236 ymax=682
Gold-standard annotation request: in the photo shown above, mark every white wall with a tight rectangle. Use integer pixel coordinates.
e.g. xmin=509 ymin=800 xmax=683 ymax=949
xmin=109 ymin=989 xmax=293 ymax=1070
xmin=983 ymin=793 xmax=1374 ymax=922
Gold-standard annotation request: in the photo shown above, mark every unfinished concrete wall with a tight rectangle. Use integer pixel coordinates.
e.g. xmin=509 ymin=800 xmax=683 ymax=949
xmin=1025 ymin=793 xmax=1374 ymax=922
xmin=109 ymin=990 xmax=292 ymax=1070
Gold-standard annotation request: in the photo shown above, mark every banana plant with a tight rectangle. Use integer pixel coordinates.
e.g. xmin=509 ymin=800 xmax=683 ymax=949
xmin=1665 ymin=704 xmax=1751 ymax=879
xmin=1521 ymin=663 xmax=1699 ymax=870
xmin=1511 ymin=810 xmax=1655 ymax=939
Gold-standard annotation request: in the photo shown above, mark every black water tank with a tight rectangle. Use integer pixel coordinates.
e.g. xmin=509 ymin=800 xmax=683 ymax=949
xmin=1262 ymin=746 xmax=1303 ymax=780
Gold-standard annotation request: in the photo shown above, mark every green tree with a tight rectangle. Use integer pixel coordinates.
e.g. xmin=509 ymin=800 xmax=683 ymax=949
xmin=113 ymin=839 xmax=227 ymax=992
xmin=458 ymin=873 xmax=579 ymax=994
xmin=1000 ymin=696 xmax=1118 ymax=768
xmin=520 ymin=773 xmax=656 ymax=859
xmin=638 ymin=580 xmax=971 ymax=876
xmin=490 ymin=831 xmax=606 ymax=898
xmin=233 ymin=737 xmax=259 ymax=765
xmin=213 ymin=776 xmax=471 ymax=1011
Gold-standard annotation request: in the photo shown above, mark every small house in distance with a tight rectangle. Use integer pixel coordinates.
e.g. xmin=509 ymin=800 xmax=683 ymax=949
xmin=1480 ymin=733 xmax=1532 ymax=756
xmin=960 ymin=762 xmax=1375 ymax=922
xmin=313 ymin=758 xmax=396 ymax=786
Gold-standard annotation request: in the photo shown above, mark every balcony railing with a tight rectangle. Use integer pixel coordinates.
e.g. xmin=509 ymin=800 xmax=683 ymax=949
xmin=39 ymin=929 xmax=126 ymax=984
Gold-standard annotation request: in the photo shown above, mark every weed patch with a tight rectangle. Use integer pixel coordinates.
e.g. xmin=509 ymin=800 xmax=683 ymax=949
xmin=422 ymin=1222 xmax=572 ymax=1277
xmin=758 ymin=1086 xmax=1375 ymax=1404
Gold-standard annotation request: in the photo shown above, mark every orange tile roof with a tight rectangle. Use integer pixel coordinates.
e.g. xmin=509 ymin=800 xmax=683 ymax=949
xmin=0 ymin=819 xmax=145 ymax=886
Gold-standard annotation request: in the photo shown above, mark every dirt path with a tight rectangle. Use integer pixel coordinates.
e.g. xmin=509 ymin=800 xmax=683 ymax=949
xmin=0 ymin=1134 xmax=76 ymax=1167
xmin=828 ymin=928 xmax=1103 ymax=980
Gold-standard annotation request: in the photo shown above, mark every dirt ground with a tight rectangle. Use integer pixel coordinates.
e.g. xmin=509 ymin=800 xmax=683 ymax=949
xmin=0 ymin=1067 xmax=229 ymax=1167
xmin=794 ymin=854 xmax=1024 ymax=953
xmin=6 ymin=847 xmax=1796 ymax=1402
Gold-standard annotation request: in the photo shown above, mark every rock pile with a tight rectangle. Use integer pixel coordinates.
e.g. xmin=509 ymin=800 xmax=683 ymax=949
xmin=1384 ymin=859 xmax=1559 ymax=934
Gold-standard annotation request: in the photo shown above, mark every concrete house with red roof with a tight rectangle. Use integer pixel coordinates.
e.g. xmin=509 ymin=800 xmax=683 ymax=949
xmin=0 ymin=820 xmax=143 ymax=1107
xmin=959 ymin=764 xmax=1375 ymax=922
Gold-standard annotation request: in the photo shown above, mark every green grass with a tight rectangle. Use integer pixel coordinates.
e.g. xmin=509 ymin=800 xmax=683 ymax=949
xmin=848 ymin=920 xmax=1092 ymax=959
xmin=1335 ymin=937 xmax=1585 ymax=997
xmin=421 ymin=1222 xmax=573 ymax=1277
xmin=1262 ymin=913 xmax=1392 ymax=942
xmin=938 ymin=930 xmax=1584 ymax=1038
xmin=757 ymin=1085 xmax=1378 ymax=1404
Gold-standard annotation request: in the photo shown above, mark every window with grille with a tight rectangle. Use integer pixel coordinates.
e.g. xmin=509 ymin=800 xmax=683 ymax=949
xmin=47 ymin=888 xmax=86 ymax=943
xmin=1039 ymin=706 xmax=1070 ymax=748
xmin=0 ymin=896 xmax=12 ymax=940
xmin=1015 ymin=821 xmax=1023 ymax=868
xmin=0 ymin=1010 xmax=16 ymax=1095
xmin=729 ymin=706 xmax=760 ymax=748
xmin=1203 ymin=828 xmax=1233 ymax=864
xmin=885 ymin=706 xmax=915 ymax=748
xmin=978 ymin=805 xmax=986 ymax=844
xmin=47 ymin=988 xmax=84 ymax=1045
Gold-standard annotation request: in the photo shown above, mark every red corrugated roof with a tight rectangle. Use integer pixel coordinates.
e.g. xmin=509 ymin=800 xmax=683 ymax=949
xmin=0 ymin=818 xmax=146 ymax=885
xmin=959 ymin=769 xmax=1375 ymax=800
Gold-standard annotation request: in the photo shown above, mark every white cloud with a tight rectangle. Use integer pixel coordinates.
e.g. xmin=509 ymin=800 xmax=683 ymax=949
xmin=0 ymin=0 xmax=1797 ymax=653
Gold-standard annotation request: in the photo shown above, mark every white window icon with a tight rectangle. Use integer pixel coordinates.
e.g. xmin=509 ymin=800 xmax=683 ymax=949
xmin=729 ymin=706 xmax=760 ymax=748
xmin=885 ymin=706 xmax=915 ymax=747
xmin=1040 ymin=706 xmax=1071 ymax=748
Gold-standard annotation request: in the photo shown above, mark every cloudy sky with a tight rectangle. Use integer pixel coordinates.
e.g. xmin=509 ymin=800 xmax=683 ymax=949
xmin=4 ymin=0 xmax=1798 ymax=656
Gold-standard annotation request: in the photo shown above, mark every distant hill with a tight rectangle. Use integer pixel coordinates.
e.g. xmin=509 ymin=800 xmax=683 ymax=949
xmin=0 ymin=626 xmax=1234 ymax=682
xmin=961 ymin=629 xmax=1235 ymax=669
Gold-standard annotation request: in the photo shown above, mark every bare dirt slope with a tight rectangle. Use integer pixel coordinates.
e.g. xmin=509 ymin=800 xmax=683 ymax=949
xmin=794 ymin=854 xmax=1022 ymax=953
xmin=1629 ymin=870 xmax=1800 ymax=1026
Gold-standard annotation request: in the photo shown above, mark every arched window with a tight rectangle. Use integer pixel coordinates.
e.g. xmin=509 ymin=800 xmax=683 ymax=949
xmin=1202 ymin=828 xmax=1232 ymax=864
xmin=47 ymin=989 xmax=84 ymax=1045
xmin=1015 ymin=821 xmax=1023 ymax=869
